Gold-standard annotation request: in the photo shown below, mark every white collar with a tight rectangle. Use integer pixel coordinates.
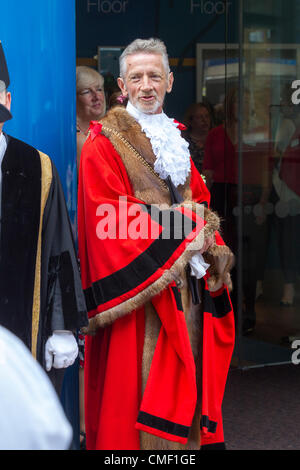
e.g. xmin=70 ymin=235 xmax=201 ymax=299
xmin=126 ymin=101 xmax=190 ymax=187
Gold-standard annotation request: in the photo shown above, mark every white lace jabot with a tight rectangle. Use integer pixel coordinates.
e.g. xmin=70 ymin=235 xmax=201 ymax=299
xmin=126 ymin=102 xmax=209 ymax=280
xmin=126 ymin=101 xmax=191 ymax=187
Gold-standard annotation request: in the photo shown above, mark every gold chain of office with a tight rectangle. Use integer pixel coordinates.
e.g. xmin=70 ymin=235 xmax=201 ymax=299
xmin=91 ymin=124 xmax=206 ymax=189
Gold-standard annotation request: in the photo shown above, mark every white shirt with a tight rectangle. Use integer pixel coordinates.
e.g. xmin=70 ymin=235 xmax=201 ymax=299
xmin=126 ymin=102 xmax=209 ymax=279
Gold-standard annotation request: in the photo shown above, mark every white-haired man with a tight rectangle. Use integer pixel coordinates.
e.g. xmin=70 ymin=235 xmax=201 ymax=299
xmin=0 ymin=42 xmax=87 ymax=394
xmin=78 ymin=38 xmax=235 ymax=450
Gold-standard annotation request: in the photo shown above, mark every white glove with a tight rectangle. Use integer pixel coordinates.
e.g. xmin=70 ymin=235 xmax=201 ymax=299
xmin=45 ymin=330 xmax=78 ymax=372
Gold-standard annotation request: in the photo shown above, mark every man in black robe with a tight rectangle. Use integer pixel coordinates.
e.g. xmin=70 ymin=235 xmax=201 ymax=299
xmin=0 ymin=41 xmax=87 ymax=392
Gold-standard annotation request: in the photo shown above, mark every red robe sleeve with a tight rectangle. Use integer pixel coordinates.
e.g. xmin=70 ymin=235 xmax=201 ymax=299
xmin=78 ymin=127 xmax=234 ymax=450
xmin=190 ymin=162 xmax=235 ymax=449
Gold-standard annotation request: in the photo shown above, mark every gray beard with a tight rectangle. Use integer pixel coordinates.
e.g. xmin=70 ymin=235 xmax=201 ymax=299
xmin=133 ymin=97 xmax=162 ymax=115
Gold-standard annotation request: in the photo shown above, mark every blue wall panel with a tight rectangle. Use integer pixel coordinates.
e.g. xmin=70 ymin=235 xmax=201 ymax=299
xmin=1 ymin=0 xmax=77 ymax=204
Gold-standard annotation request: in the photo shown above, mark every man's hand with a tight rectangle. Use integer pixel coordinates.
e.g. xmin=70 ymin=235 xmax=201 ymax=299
xmin=45 ymin=331 xmax=78 ymax=372
xmin=206 ymin=249 xmax=235 ymax=292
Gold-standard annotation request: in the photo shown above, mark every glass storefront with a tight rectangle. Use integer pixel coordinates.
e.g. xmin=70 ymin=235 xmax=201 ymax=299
xmin=196 ymin=0 xmax=300 ymax=368
xmin=239 ymin=0 xmax=300 ymax=367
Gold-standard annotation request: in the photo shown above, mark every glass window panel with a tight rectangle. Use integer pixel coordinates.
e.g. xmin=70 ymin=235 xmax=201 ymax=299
xmin=197 ymin=1 xmax=300 ymax=369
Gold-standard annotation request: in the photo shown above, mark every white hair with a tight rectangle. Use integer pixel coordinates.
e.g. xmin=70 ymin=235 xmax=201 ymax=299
xmin=119 ymin=38 xmax=170 ymax=79
xmin=76 ymin=66 xmax=104 ymax=92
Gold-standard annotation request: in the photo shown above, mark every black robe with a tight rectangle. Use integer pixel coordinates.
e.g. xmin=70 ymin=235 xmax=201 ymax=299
xmin=0 ymin=134 xmax=87 ymax=368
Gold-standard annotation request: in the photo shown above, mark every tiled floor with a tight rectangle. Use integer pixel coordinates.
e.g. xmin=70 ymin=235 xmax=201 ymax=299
xmin=222 ymin=363 xmax=300 ymax=450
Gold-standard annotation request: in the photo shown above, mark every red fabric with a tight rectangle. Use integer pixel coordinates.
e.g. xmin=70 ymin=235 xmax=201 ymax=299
xmin=202 ymin=125 xmax=238 ymax=184
xmin=174 ymin=120 xmax=187 ymax=131
xmin=201 ymin=282 xmax=235 ymax=445
xmin=190 ymin=158 xmax=211 ymax=205
xmin=78 ymin=122 xmax=235 ymax=450
xmin=78 ymin=130 xmax=146 ymax=450
xmin=83 ymin=312 xmax=145 ymax=449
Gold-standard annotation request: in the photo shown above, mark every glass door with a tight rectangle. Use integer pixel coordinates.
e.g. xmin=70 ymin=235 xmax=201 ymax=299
xmin=197 ymin=0 xmax=300 ymax=368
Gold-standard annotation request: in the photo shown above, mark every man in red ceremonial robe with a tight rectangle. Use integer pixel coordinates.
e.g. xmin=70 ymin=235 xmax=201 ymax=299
xmin=78 ymin=38 xmax=235 ymax=450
